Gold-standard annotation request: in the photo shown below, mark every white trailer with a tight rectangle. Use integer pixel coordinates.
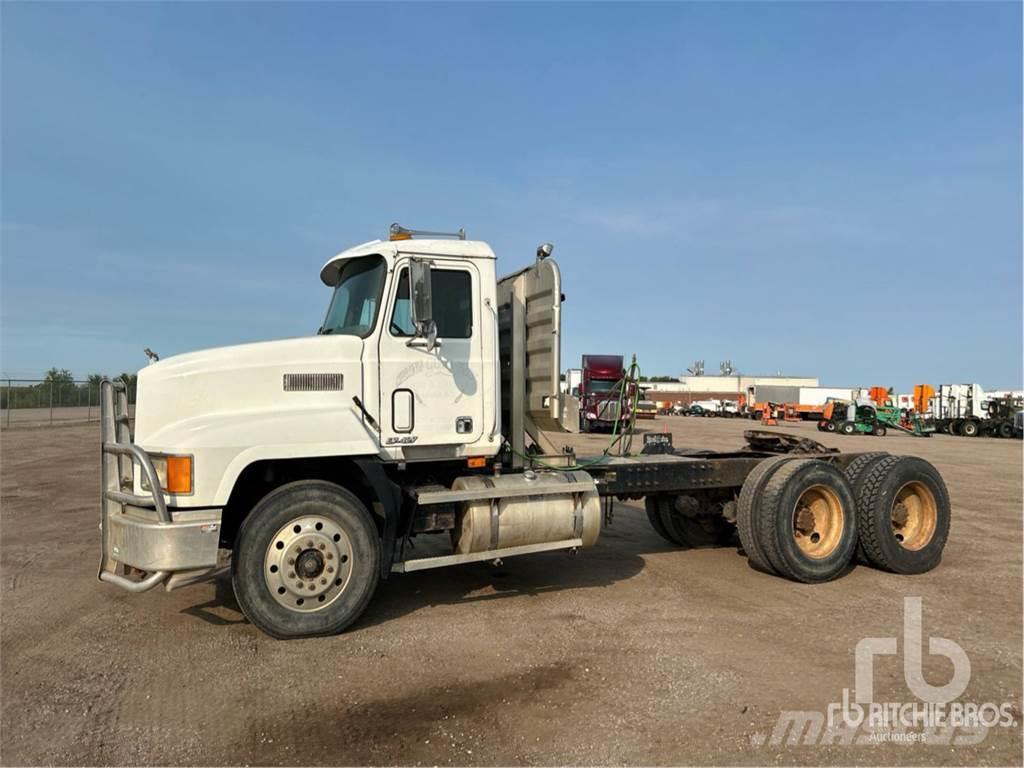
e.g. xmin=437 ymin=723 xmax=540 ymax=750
xmin=563 ymin=368 xmax=583 ymax=396
xmin=797 ymin=387 xmax=859 ymax=408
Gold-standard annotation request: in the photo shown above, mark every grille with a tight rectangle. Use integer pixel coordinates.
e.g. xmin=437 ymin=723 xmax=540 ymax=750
xmin=283 ymin=373 xmax=344 ymax=392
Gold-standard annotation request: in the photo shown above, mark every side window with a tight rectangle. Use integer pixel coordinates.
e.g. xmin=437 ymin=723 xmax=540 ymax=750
xmin=390 ymin=270 xmax=415 ymax=336
xmin=390 ymin=267 xmax=473 ymax=339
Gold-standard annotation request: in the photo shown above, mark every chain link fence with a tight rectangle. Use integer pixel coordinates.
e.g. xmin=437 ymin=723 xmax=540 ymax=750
xmin=0 ymin=379 xmax=136 ymax=429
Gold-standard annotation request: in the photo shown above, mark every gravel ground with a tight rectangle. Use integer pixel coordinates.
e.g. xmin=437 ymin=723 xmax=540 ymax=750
xmin=1 ymin=417 xmax=1021 ymax=766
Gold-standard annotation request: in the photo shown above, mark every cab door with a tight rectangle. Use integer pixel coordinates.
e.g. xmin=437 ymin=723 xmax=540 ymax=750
xmin=377 ymin=257 xmax=484 ymax=452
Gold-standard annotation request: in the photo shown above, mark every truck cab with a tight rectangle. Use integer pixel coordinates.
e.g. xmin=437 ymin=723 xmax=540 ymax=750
xmin=579 ymin=354 xmax=630 ymax=432
xmin=98 ymin=225 xmax=583 ymax=637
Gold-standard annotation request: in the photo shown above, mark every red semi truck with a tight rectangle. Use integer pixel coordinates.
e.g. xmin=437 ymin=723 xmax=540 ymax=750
xmin=579 ymin=354 xmax=632 ymax=432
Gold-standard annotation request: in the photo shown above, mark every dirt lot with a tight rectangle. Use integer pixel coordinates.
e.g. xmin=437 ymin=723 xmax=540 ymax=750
xmin=1 ymin=417 xmax=1021 ymax=766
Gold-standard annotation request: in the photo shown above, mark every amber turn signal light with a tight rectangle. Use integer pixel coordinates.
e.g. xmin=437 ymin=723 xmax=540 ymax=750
xmin=165 ymin=455 xmax=193 ymax=494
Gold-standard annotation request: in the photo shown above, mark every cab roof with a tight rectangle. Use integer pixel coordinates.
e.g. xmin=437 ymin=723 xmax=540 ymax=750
xmin=319 ymin=238 xmax=497 ymax=286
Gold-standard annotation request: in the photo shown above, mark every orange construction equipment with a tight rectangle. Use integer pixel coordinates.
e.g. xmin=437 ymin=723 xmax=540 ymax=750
xmin=783 ymin=403 xmax=801 ymax=422
xmin=868 ymin=386 xmax=890 ymax=406
xmin=913 ymin=384 xmax=934 ymax=415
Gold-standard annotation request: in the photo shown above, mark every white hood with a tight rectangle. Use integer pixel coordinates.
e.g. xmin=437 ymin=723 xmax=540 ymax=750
xmin=133 ymin=336 xmax=377 ymax=505
xmin=135 ymin=335 xmax=365 ymax=446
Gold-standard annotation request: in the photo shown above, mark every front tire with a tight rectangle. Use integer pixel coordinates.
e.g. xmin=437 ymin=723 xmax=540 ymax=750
xmin=961 ymin=420 xmax=979 ymax=437
xmin=840 ymin=421 xmax=857 ymax=435
xmin=232 ymin=480 xmax=381 ymax=639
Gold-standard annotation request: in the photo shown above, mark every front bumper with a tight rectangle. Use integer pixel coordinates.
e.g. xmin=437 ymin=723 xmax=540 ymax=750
xmin=99 ymin=379 xmax=222 ymax=593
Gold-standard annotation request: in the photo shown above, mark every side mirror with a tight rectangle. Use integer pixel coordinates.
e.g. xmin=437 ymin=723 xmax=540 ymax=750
xmin=410 ymin=259 xmax=433 ymax=326
xmin=409 ymin=259 xmax=438 ymax=351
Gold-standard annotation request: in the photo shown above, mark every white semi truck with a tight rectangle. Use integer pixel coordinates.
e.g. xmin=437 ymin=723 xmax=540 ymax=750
xmin=932 ymin=384 xmax=1023 ymax=438
xmin=98 ymin=224 xmax=952 ymax=638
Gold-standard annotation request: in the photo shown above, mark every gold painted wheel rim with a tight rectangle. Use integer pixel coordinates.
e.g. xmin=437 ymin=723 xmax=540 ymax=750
xmin=891 ymin=481 xmax=937 ymax=550
xmin=792 ymin=484 xmax=845 ymax=559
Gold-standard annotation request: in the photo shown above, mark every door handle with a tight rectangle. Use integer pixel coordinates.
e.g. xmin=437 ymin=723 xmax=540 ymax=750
xmin=405 ymin=338 xmax=443 ymax=350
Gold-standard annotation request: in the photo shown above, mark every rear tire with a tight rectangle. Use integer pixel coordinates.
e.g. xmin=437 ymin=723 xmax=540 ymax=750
xmin=840 ymin=421 xmax=856 ymax=435
xmin=872 ymin=424 xmax=887 ymax=437
xmin=949 ymin=420 xmax=962 ymax=436
xmin=825 ymin=421 xmax=837 ymax=433
xmin=736 ymin=455 xmax=797 ymax=574
xmin=998 ymin=421 xmax=1013 ymax=439
xmin=755 ymin=459 xmax=859 ymax=583
xmin=854 ymin=455 xmax=951 ymax=574
xmin=660 ymin=496 xmax=734 ymax=548
xmin=644 ymin=496 xmax=679 ymax=546
xmin=232 ymin=480 xmax=381 ymax=639
xmin=843 ymin=452 xmax=890 ymax=563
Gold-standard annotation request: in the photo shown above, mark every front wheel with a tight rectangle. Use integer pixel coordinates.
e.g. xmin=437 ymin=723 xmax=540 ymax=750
xmin=232 ymin=480 xmax=381 ymax=639
xmin=961 ymin=420 xmax=979 ymax=437
xmin=840 ymin=421 xmax=857 ymax=435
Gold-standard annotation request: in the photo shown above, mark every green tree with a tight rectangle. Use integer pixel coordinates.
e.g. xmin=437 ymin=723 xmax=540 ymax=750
xmin=42 ymin=367 xmax=75 ymax=407
xmin=44 ymin=367 xmax=74 ymax=385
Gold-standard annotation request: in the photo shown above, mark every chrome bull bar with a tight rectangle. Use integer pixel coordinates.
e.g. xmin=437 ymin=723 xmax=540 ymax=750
xmin=98 ymin=378 xmax=221 ymax=593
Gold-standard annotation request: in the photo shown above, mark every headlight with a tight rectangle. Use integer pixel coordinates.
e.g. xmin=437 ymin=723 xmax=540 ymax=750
xmin=140 ymin=454 xmax=193 ymax=495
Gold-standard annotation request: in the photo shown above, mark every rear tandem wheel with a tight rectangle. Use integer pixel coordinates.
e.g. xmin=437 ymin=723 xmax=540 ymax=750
xmin=735 ymin=455 xmax=798 ymax=574
xmin=753 ymin=459 xmax=859 ymax=583
xmin=644 ymin=496 xmax=733 ymax=548
xmin=853 ymin=455 xmax=951 ymax=574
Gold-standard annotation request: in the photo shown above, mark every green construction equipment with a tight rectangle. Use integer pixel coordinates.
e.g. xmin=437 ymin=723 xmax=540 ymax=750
xmin=817 ymin=398 xmax=933 ymax=437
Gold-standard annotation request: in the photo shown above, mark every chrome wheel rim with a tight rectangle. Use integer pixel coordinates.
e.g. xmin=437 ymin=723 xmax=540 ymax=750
xmin=265 ymin=515 xmax=354 ymax=613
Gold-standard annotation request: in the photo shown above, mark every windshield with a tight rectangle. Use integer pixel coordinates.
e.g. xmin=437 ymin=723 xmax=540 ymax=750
xmin=588 ymin=379 xmax=621 ymax=393
xmin=321 ymin=256 xmax=387 ymax=337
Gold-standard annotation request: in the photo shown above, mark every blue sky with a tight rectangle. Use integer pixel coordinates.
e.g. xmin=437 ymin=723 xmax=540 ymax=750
xmin=2 ymin=2 xmax=1021 ymax=391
